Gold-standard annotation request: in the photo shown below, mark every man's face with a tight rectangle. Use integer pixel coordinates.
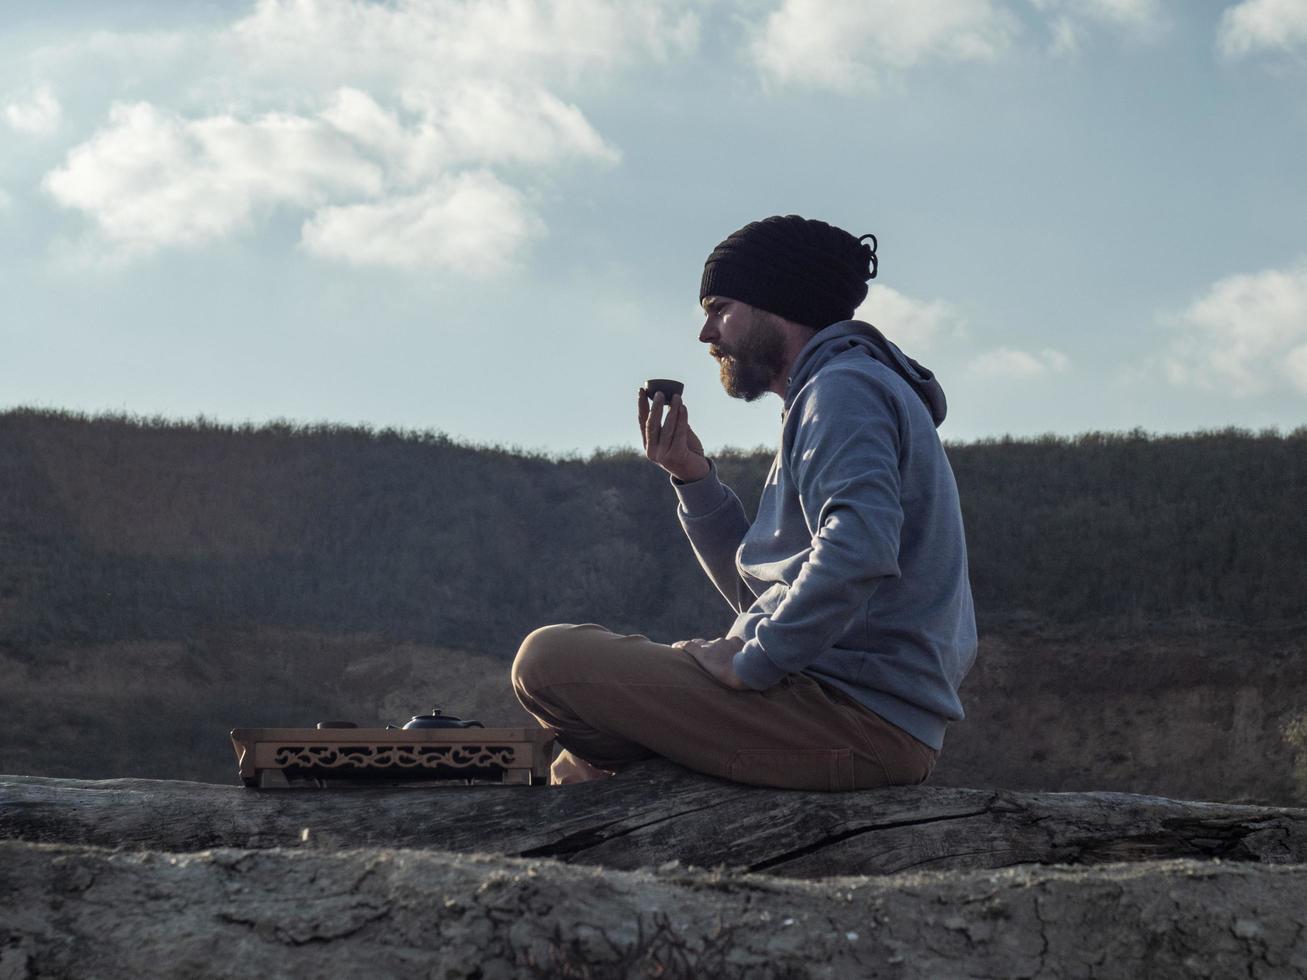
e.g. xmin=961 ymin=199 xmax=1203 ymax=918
xmin=699 ymin=295 xmax=787 ymax=402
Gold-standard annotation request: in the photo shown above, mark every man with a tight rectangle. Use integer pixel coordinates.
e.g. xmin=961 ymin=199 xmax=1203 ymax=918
xmin=512 ymin=214 xmax=977 ymax=790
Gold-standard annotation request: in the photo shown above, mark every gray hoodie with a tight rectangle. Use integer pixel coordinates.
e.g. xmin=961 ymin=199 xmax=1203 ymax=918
xmin=672 ymin=320 xmax=977 ymax=751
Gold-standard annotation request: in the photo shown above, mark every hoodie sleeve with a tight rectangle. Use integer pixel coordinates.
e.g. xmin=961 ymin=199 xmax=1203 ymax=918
xmin=731 ymin=367 xmax=904 ymax=689
xmin=672 ymin=458 xmax=757 ymax=614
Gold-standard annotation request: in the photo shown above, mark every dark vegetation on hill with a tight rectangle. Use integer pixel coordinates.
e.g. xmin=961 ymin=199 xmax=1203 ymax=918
xmin=2 ymin=408 xmax=1305 ymax=663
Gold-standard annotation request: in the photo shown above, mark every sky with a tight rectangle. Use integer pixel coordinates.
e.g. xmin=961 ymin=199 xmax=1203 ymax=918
xmin=2 ymin=0 xmax=1306 ymax=455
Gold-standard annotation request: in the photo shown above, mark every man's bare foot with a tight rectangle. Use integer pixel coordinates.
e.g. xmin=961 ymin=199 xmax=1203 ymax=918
xmin=550 ymin=748 xmax=616 ymax=785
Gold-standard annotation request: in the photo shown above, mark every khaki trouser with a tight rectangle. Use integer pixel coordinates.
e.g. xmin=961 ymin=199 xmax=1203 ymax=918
xmin=511 ymin=622 xmax=939 ymax=792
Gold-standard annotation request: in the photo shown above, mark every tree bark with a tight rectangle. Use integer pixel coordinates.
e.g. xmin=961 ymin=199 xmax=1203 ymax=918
xmin=4 ymin=759 xmax=1305 ymax=878
xmin=2 ymin=840 xmax=1306 ymax=979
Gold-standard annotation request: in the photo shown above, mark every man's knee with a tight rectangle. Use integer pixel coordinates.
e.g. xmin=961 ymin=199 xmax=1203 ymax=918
xmin=511 ymin=623 xmax=575 ymax=693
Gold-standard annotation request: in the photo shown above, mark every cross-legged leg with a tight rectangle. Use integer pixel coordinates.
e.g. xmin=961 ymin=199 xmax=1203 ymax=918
xmin=511 ymin=622 xmax=936 ymax=792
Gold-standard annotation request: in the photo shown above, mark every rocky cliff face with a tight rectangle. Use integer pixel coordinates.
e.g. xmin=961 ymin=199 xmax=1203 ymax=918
xmin=930 ymin=626 xmax=1307 ymax=806
xmin=5 ymin=843 xmax=1306 ymax=979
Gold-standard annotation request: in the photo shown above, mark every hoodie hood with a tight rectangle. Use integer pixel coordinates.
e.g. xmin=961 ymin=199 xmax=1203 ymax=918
xmin=784 ymin=320 xmax=947 ymax=427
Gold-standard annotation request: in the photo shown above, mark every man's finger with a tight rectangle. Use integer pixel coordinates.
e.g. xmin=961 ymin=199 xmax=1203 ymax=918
xmin=681 ymin=402 xmax=706 ymax=457
xmin=656 ymin=394 xmax=680 ymax=456
xmin=665 ymin=395 xmax=687 ymax=452
xmin=637 ymin=389 xmax=650 ymax=449
xmin=645 ymin=392 xmax=665 ymax=456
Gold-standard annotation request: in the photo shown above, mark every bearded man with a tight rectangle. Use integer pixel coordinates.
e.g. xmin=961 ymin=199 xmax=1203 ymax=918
xmin=512 ymin=215 xmax=978 ymax=790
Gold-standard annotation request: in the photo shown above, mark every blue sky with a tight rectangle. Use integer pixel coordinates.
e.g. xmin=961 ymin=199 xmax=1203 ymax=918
xmin=2 ymin=0 xmax=1305 ymax=455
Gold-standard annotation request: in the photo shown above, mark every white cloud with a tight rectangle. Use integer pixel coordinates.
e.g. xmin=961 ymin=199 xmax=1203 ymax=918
xmin=745 ymin=0 xmax=1174 ymax=83
xmin=44 ymin=102 xmax=384 ymax=254
xmin=300 ymin=172 xmax=543 ymax=275
xmin=34 ymin=0 xmax=681 ymax=273
xmin=750 ymin=0 xmax=1017 ymax=92
xmin=1031 ymin=0 xmax=1167 ymax=56
xmin=0 ymin=187 xmax=11 ymax=212
xmin=45 ymin=83 xmax=614 ymax=264
xmin=410 ymin=83 xmax=618 ymax=169
xmin=1031 ymin=0 xmax=1165 ymax=31
xmin=1286 ymin=345 xmax=1307 ymax=395
xmin=970 ymin=346 xmax=1070 ymax=378
xmin=853 ymin=284 xmax=966 ymax=352
xmin=23 ymin=1 xmax=698 ymax=110
xmin=1047 ymin=18 xmax=1082 ymax=56
xmin=1083 ymin=0 xmax=1164 ymax=24
xmin=316 ymin=84 xmax=616 ymax=178
xmin=3 ymin=84 xmax=62 ymax=137
xmin=224 ymin=0 xmax=699 ymax=96
xmin=1218 ymin=0 xmax=1307 ymax=58
xmin=1162 ymin=259 xmax=1307 ymax=397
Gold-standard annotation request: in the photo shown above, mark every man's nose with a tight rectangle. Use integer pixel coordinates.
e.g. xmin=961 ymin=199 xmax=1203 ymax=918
xmin=699 ymin=319 xmax=716 ymax=344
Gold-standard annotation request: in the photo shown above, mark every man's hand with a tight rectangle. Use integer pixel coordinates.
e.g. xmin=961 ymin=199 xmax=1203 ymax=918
xmin=639 ymin=389 xmax=710 ymax=483
xmin=672 ymin=635 xmax=750 ymax=690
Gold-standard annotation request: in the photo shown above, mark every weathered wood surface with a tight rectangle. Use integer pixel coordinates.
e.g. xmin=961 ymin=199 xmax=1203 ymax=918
xmin=3 ymin=841 xmax=1306 ymax=979
xmin=4 ymin=759 xmax=1305 ymax=878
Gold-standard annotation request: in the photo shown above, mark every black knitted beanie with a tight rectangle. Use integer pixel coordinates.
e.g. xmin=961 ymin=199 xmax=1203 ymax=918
xmin=699 ymin=215 xmax=878 ymax=330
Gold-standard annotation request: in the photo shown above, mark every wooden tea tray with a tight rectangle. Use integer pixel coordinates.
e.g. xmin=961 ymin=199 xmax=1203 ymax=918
xmin=230 ymin=727 xmax=555 ymax=788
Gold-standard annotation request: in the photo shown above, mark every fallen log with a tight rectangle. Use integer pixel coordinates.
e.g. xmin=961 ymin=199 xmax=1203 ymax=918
xmin=2 ymin=841 xmax=1305 ymax=980
xmin=3 ymin=759 xmax=1305 ymax=878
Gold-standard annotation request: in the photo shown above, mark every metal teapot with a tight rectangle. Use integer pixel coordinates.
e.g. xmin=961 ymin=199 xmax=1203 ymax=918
xmin=401 ymin=706 xmax=485 ymax=730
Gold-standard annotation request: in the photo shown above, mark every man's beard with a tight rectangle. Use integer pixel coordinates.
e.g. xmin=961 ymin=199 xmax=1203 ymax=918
xmin=710 ymin=312 xmax=787 ymax=402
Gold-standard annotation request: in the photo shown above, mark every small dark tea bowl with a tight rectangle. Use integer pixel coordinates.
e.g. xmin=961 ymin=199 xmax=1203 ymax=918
xmin=644 ymin=379 xmax=684 ymax=404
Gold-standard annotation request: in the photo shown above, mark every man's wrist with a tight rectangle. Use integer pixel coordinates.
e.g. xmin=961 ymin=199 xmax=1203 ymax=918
xmin=671 ymin=457 xmax=712 ymax=485
xmin=671 ymin=458 xmax=727 ymax=515
xmin=732 ymin=639 xmax=787 ymax=691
